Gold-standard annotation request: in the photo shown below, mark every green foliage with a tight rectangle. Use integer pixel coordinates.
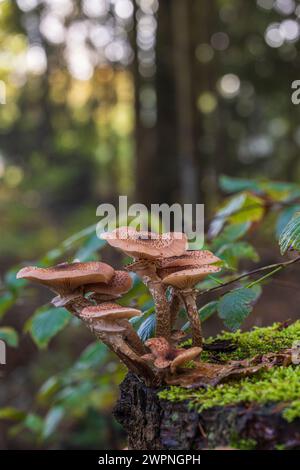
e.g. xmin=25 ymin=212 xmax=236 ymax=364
xmin=220 ymin=175 xmax=300 ymax=202
xmin=217 ymin=286 xmax=261 ymax=331
xmin=279 ymin=212 xmax=300 ymax=254
xmin=0 ymin=327 xmax=18 ymax=347
xmin=0 ymin=292 xmax=15 ymax=319
xmin=216 ymin=241 xmax=259 ymax=268
xmin=137 ymin=312 xmax=156 ymax=341
xmin=230 ymin=435 xmax=257 ymax=450
xmin=209 ymin=192 xmax=265 ymax=237
xmin=25 ymin=307 xmax=71 ymax=349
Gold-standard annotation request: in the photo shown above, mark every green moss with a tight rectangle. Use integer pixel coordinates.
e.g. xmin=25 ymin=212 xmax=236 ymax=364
xmin=159 ymin=366 xmax=300 ymax=421
xmin=182 ymin=320 xmax=300 ymax=362
xmin=160 ymin=321 xmax=300 ymax=421
xmin=230 ymin=435 xmax=257 ymax=450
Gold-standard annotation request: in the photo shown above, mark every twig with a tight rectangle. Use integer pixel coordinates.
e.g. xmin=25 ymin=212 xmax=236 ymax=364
xmin=197 ymin=256 xmax=300 ymax=297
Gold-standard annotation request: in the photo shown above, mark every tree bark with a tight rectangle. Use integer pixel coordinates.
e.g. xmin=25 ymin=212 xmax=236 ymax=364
xmin=114 ymin=373 xmax=300 ymax=450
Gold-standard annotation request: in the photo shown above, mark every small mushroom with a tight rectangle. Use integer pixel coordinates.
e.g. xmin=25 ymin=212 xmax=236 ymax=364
xmin=142 ymin=337 xmax=201 ymax=374
xmin=80 ymin=303 xmax=146 ymax=355
xmin=80 ymin=303 xmax=160 ymax=383
xmin=169 ymin=347 xmax=202 ymax=374
xmin=157 ymin=250 xmax=220 ymax=328
xmin=17 ymin=261 xmax=114 ymax=316
xmin=102 ymin=227 xmax=188 ymax=341
xmin=162 ymin=265 xmax=221 ymax=347
xmin=84 ymin=270 xmax=133 ymax=302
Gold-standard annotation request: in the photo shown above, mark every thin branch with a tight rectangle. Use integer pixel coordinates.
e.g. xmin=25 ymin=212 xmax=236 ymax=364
xmin=197 ymin=256 xmax=300 ymax=297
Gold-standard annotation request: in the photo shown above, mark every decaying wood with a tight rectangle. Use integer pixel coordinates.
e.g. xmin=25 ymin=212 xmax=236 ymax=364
xmin=114 ymin=373 xmax=300 ymax=450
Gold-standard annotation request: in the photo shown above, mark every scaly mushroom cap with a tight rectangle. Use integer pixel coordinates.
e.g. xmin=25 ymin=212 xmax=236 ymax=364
xmin=84 ymin=270 xmax=132 ymax=298
xmin=158 ymin=250 xmax=220 ymax=269
xmin=80 ymin=302 xmax=141 ymax=321
xmin=161 ymin=265 xmax=221 ymax=290
xmin=16 ymin=262 xmax=115 ymax=295
xmin=145 ymin=337 xmax=174 ymax=359
xmin=157 ymin=250 xmax=220 ymax=279
xmin=101 ymin=227 xmax=188 ymax=260
xmin=170 ymin=347 xmax=202 ymax=374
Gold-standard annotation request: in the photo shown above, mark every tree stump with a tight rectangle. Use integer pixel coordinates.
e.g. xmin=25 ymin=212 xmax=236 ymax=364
xmin=114 ymin=373 xmax=300 ymax=450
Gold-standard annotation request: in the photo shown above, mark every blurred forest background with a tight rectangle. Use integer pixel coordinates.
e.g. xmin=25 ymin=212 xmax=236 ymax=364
xmin=1 ymin=0 xmax=300 ymax=450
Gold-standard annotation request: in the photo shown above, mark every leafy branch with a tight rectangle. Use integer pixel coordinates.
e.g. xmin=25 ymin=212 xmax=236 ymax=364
xmin=198 ymin=256 xmax=300 ymax=297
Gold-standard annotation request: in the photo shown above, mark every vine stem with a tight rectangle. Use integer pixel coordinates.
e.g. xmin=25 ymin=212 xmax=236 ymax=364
xmin=197 ymin=255 xmax=300 ymax=297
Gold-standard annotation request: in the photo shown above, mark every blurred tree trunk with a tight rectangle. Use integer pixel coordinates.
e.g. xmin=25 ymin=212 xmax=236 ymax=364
xmin=135 ymin=0 xmax=179 ymax=205
xmin=135 ymin=1 xmax=220 ymax=207
xmin=171 ymin=0 xmax=198 ymax=204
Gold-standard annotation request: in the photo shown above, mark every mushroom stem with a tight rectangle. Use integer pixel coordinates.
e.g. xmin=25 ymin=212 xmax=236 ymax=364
xmin=52 ymin=294 xmax=93 ymax=317
xmin=180 ymin=290 xmax=202 ymax=347
xmin=125 ymin=260 xmax=171 ymax=340
xmin=118 ymin=321 xmax=146 ymax=355
xmin=170 ymin=291 xmax=182 ymax=328
xmin=93 ymin=331 xmax=159 ymax=386
xmin=147 ymin=279 xmax=171 ymax=340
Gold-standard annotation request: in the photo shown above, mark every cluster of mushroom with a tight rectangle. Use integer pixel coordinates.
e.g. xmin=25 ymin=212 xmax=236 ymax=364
xmin=17 ymin=227 xmax=221 ymax=386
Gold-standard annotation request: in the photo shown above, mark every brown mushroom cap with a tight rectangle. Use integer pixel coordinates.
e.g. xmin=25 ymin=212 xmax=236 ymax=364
xmin=157 ymin=250 xmax=220 ymax=279
xmin=16 ymin=262 xmax=114 ymax=295
xmin=158 ymin=250 xmax=220 ymax=269
xmin=101 ymin=227 xmax=188 ymax=260
xmin=84 ymin=270 xmax=132 ymax=298
xmin=170 ymin=346 xmax=202 ymax=374
xmin=161 ymin=265 xmax=221 ymax=290
xmin=80 ymin=302 xmax=141 ymax=321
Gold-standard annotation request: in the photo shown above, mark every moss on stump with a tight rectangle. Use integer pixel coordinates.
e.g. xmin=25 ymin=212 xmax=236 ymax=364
xmin=114 ymin=322 xmax=300 ymax=450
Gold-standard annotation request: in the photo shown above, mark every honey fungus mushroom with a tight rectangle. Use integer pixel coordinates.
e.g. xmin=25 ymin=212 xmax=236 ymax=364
xmin=142 ymin=337 xmax=201 ymax=374
xmin=101 ymin=227 xmax=188 ymax=260
xmin=162 ymin=265 xmax=221 ymax=347
xmin=84 ymin=270 xmax=133 ymax=302
xmin=16 ymin=261 xmax=114 ymax=315
xmin=80 ymin=303 xmax=158 ymax=382
xmin=101 ymin=227 xmax=188 ymax=340
xmin=80 ymin=303 xmax=146 ymax=355
xmin=157 ymin=250 xmax=221 ymax=329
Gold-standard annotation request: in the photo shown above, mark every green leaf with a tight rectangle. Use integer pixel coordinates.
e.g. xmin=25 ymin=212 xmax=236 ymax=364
xmin=211 ymin=222 xmax=250 ymax=250
xmin=183 ymin=301 xmax=218 ymax=331
xmin=260 ymin=181 xmax=300 ymax=202
xmin=26 ymin=307 xmax=71 ymax=349
xmin=37 ymin=376 xmax=61 ymax=404
xmin=217 ymin=287 xmax=261 ymax=331
xmin=216 ymin=241 xmax=259 ymax=268
xmin=209 ymin=192 xmax=264 ymax=237
xmin=219 ymin=175 xmax=260 ymax=194
xmin=0 ymin=327 xmax=19 ymax=347
xmin=62 ymin=224 xmax=97 ymax=250
xmin=228 ymin=193 xmax=265 ymax=224
xmin=75 ymin=342 xmax=109 ymax=370
xmin=75 ymin=234 xmax=106 ymax=261
xmin=0 ymin=292 xmax=15 ymax=319
xmin=0 ymin=407 xmax=26 ymax=421
xmin=137 ymin=313 xmax=156 ymax=341
xmin=4 ymin=267 xmax=27 ymax=292
xmin=23 ymin=413 xmax=44 ymax=434
xmin=43 ymin=406 xmax=65 ymax=439
xmin=209 ymin=193 xmax=247 ymax=237
xmin=276 ymin=206 xmax=300 ymax=239
xmin=279 ymin=212 xmax=300 ymax=255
